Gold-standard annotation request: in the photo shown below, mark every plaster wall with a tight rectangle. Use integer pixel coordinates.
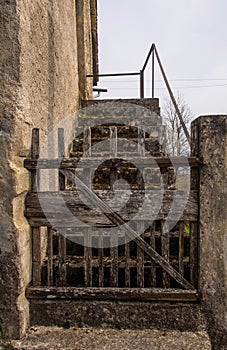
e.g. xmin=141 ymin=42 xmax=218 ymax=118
xmin=0 ymin=0 xmax=94 ymax=338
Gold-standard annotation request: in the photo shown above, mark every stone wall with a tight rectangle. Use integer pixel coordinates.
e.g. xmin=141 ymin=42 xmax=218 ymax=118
xmin=0 ymin=0 xmax=94 ymax=339
xmin=191 ymin=116 xmax=227 ymax=350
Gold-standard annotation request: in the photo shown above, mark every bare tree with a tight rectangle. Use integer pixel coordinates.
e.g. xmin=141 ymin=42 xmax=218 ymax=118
xmin=163 ymin=92 xmax=192 ymax=156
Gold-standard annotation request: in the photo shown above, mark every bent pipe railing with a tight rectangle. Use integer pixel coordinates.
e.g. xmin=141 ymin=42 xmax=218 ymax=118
xmin=86 ymin=43 xmax=191 ymax=145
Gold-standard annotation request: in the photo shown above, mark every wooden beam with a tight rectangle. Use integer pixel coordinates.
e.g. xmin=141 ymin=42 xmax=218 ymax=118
xmin=84 ymin=228 xmax=92 ymax=287
xmin=98 ymin=232 xmax=104 ymax=287
xmin=30 ymin=128 xmax=40 ymax=192
xmin=137 ymin=222 xmax=144 ymax=288
xmin=32 ymin=227 xmax=42 ymax=286
xmin=24 ymin=156 xmax=203 ymax=170
xmin=58 ymin=128 xmax=65 ymax=191
xmin=190 ymin=221 xmax=198 ymax=287
xmin=179 ymin=222 xmax=185 ymax=276
xmin=25 ymin=190 xmax=198 ymax=225
xmin=26 ymin=287 xmax=200 ymax=302
xmin=47 ymin=227 xmax=53 ymax=286
xmin=149 ymin=223 xmax=157 ymax=287
xmin=162 ymin=221 xmax=170 ymax=288
xmin=58 ymin=233 xmax=67 ymax=286
xmin=125 ymin=239 xmax=130 ymax=288
xmin=110 ymin=234 xmax=118 ymax=287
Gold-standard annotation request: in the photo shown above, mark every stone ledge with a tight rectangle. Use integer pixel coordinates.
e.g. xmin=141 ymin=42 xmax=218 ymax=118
xmin=29 ymin=300 xmax=206 ymax=332
xmin=5 ymin=327 xmax=211 ymax=350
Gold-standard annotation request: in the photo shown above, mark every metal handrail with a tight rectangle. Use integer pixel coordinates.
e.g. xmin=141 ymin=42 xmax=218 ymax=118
xmin=86 ymin=43 xmax=191 ymax=145
xmin=86 ymin=44 xmax=155 ymax=99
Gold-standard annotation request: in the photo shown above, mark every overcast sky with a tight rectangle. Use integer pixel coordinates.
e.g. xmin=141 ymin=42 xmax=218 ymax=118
xmin=97 ymin=0 xmax=227 ymax=118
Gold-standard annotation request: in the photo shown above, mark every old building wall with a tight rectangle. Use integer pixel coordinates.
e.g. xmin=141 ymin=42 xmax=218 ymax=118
xmin=76 ymin=0 xmax=94 ymax=100
xmin=0 ymin=0 xmax=95 ymax=339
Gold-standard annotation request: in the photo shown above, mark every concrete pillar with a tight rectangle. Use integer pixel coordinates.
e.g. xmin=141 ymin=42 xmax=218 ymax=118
xmin=191 ymin=116 xmax=227 ymax=350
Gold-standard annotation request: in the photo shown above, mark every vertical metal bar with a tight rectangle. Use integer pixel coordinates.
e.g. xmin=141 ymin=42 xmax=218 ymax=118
xmin=47 ymin=227 xmax=53 ymax=286
xmin=98 ymin=232 xmax=104 ymax=287
xmin=140 ymin=70 xmax=144 ymax=98
xmin=58 ymin=128 xmax=65 ymax=191
xmin=110 ymin=234 xmax=118 ymax=287
xmin=32 ymin=227 xmax=42 ymax=286
xmin=84 ymin=228 xmax=92 ymax=287
xmin=31 ymin=128 xmax=40 ymax=192
xmin=161 ymin=221 xmax=170 ymax=288
xmin=137 ymin=222 xmax=144 ymax=288
xmin=152 ymin=49 xmax=155 ymax=98
xmin=179 ymin=222 xmax=184 ymax=276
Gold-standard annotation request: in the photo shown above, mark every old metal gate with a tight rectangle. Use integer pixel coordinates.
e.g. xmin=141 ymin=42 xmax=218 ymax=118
xmin=25 ymin=123 xmax=201 ymax=301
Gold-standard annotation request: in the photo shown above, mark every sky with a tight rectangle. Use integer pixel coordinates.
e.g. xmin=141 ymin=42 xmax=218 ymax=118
xmin=97 ymin=0 xmax=227 ymax=119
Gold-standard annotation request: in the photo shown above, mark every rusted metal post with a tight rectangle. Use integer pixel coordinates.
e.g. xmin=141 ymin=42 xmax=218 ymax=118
xmin=152 ymin=49 xmax=155 ymax=98
xmin=140 ymin=70 xmax=144 ymax=98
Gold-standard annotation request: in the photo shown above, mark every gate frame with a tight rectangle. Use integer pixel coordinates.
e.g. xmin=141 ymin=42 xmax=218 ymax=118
xmin=24 ymin=127 xmax=203 ymax=301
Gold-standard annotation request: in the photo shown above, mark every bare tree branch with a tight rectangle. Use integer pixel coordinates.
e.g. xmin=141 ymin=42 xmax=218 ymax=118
xmin=162 ymin=92 xmax=192 ymax=156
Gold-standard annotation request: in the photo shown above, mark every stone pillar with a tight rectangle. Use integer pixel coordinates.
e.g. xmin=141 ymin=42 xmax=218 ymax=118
xmin=191 ymin=116 xmax=227 ymax=350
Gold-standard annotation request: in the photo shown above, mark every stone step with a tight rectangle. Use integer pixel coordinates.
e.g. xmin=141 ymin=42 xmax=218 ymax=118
xmin=29 ymin=300 xmax=206 ymax=333
xmin=82 ymin=98 xmax=161 ymax=114
xmin=79 ymin=98 xmax=163 ymax=127
xmin=7 ymin=327 xmax=211 ymax=350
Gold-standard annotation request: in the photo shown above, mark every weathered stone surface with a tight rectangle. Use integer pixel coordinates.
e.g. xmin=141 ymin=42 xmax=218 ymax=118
xmin=29 ymin=300 xmax=206 ymax=332
xmin=0 ymin=0 xmax=94 ymax=339
xmin=191 ymin=115 xmax=227 ymax=350
xmin=82 ymin=98 xmax=161 ymax=117
xmin=6 ymin=327 xmax=211 ymax=350
xmin=79 ymin=100 xmax=162 ymax=128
